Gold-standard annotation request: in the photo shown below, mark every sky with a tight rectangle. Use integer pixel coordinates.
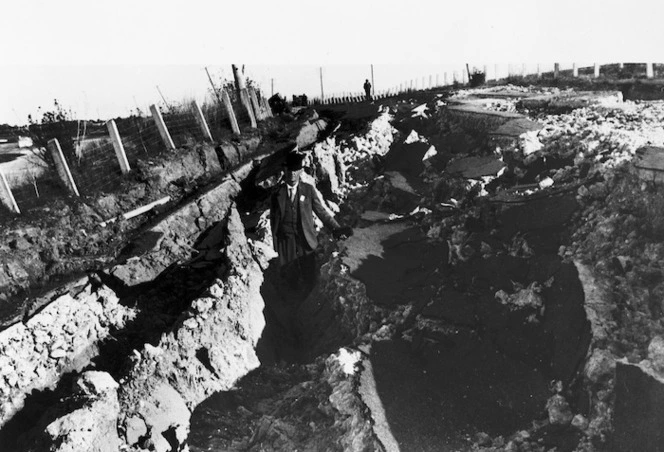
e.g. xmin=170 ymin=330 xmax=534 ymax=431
xmin=1 ymin=0 xmax=663 ymax=125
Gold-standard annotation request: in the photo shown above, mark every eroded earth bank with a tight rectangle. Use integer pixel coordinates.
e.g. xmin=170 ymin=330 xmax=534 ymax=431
xmin=3 ymin=85 xmax=664 ymax=452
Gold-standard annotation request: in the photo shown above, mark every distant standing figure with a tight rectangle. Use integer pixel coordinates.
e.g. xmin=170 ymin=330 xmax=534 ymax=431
xmin=364 ymin=79 xmax=372 ymax=101
xmin=270 ymin=149 xmax=352 ymax=290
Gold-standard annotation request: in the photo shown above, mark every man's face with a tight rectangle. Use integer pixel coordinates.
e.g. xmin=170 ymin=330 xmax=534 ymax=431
xmin=285 ymin=168 xmax=302 ymax=186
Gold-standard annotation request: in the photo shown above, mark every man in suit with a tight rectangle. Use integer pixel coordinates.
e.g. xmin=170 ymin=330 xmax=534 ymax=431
xmin=270 ymin=150 xmax=351 ymax=289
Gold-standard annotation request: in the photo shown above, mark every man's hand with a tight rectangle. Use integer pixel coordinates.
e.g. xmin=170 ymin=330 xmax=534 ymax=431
xmin=333 ymin=227 xmax=353 ymax=240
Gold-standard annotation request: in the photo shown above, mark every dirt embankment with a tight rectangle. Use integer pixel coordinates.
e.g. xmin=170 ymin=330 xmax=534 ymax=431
xmin=0 ymin=109 xmax=333 ymax=329
xmin=0 ymin=107 xmax=344 ymax=451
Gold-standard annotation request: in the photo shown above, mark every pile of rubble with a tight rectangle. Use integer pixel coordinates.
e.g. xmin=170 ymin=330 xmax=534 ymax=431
xmin=264 ymin=86 xmax=664 ymax=451
xmin=398 ymin=87 xmax=664 ymax=450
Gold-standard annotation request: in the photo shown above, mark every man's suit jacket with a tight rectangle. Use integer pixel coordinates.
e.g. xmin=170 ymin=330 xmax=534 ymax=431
xmin=270 ymin=181 xmax=340 ymax=251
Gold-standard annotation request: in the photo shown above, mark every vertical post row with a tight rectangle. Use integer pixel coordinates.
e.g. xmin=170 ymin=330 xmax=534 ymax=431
xmin=647 ymin=63 xmax=654 ymax=79
xmin=149 ymin=104 xmax=175 ymax=150
xmin=190 ymin=101 xmax=213 ymax=142
xmin=106 ymin=119 xmax=131 ymax=174
xmin=221 ymin=89 xmax=241 ymax=135
xmin=240 ymin=88 xmax=257 ymax=129
xmin=248 ymin=88 xmax=263 ymax=121
xmin=47 ymin=138 xmax=80 ymax=196
xmin=0 ymin=170 xmax=20 ymax=214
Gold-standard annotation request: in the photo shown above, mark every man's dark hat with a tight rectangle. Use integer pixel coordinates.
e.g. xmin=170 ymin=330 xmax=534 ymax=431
xmin=284 ymin=151 xmax=304 ymax=170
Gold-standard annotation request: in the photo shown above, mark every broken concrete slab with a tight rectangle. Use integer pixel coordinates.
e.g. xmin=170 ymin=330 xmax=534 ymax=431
xmin=633 ymin=146 xmax=664 ymax=183
xmin=446 ymin=155 xmax=505 ymax=179
xmin=364 ymin=337 xmax=550 ymax=450
xmin=295 ymin=119 xmax=328 ymax=148
xmin=447 ymin=104 xmax=523 ymax=121
xmin=360 ymin=210 xmax=393 ymax=222
xmin=518 ymin=91 xmax=623 ymax=112
xmin=489 ymin=118 xmax=543 ymax=138
xmin=613 ymin=361 xmax=664 ymax=452
xmin=471 ymin=91 xmax=540 ymax=100
xmin=340 ymin=223 xmax=446 ymax=306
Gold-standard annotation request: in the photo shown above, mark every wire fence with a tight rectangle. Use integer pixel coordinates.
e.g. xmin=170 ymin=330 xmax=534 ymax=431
xmin=163 ymin=109 xmax=206 ymax=148
xmin=203 ymin=102 xmax=234 ymax=143
xmin=4 ymin=167 xmax=68 ymax=213
xmin=1 ymin=62 xmax=662 ymax=217
xmin=0 ymin=90 xmax=274 ymax=217
xmin=115 ymin=116 xmax=166 ymax=165
xmin=75 ymin=138 xmax=124 ymax=195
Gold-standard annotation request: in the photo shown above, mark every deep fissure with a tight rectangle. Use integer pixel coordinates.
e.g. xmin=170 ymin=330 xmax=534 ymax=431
xmin=7 ymin=86 xmax=652 ymax=451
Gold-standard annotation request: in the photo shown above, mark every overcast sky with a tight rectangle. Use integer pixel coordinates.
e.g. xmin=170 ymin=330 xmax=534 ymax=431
xmin=1 ymin=0 xmax=663 ymax=125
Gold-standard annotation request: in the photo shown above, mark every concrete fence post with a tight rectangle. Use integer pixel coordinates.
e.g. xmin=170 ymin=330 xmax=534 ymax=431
xmin=251 ymin=89 xmax=264 ymax=120
xmin=262 ymin=97 xmax=273 ymax=118
xmin=248 ymin=88 xmax=263 ymax=121
xmin=106 ymin=119 xmax=131 ymax=174
xmin=647 ymin=63 xmax=654 ymax=79
xmin=483 ymin=65 xmax=488 ymax=80
xmin=149 ymin=104 xmax=175 ymax=150
xmin=554 ymin=63 xmax=560 ymax=78
xmin=619 ymin=62 xmax=624 ymax=69
xmin=190 ymin=101 xmax=213 ymax=142
xmin=261 ymin=96 xmax=270 ymax=117
xmin=0 ymin=170 xmax=20 ymax=214
xmin=594 ymin=63 xmax=600 ymax=78
xmin=429 ymin=75 xmax=432 ymax=88
xmin=221 ymin=89 xmax=241 ymax=135
xmin=572 ymin=63 xmax=578 ymax=77
xmin=240 ymin=88 xmax=257 ymax=128
xmin=537 ymin=63 xmax=541 ymax=78
xmin=47 ymin=138 xmax=80 ymax=196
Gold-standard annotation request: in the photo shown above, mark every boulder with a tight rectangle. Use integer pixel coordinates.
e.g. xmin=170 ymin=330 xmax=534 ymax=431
xmin=46 ymin=372 xmax=121 ymax=452
xmin=585 ymin=348 xmax=616 ymax=383
xmin=546 ymin=394 xmax=573 ymax=426
xmin=134 ymin=382 xmax=191 ymax=452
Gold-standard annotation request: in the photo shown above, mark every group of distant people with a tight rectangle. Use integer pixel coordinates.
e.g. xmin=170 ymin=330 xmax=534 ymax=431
xmin=269 ymin=79 xmax=374 ymax=113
